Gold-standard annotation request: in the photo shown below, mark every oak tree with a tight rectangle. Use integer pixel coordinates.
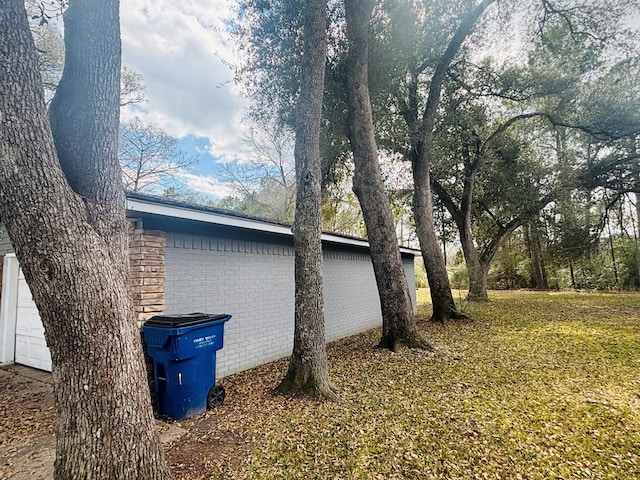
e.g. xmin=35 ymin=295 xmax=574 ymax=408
xmin=276 ymin=0 xmax=338 ymax=399
xmin=0 ymin=1 xmax=172 ymax=478
xmin=344 ymin=0 xmax=432 ymax=350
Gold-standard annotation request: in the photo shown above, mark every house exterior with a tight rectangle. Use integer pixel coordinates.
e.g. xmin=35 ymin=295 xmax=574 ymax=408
xmin=0 ymin=192 xmax=419 ymax=378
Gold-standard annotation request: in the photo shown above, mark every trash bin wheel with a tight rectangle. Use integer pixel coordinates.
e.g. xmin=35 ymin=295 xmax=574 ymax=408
xmin=207 ymin=385 xmax=226 ymax=408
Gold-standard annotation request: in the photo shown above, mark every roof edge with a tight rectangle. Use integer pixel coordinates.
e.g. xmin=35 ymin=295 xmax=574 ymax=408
xmin=125 ymin=192 xmax=421 ymax=255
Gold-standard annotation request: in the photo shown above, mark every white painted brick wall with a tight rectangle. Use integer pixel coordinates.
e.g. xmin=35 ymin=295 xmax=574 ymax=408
xmin=403 ymin=256 xmax=418 ymax=314
xmin=323 ymin=250 xmax=382 ymax=343
xmin=164 ymin=232 xmax=295 ymax=379
xmin=162 ymin=232 xmax=416 ymax=379
xmin=0 ymin=221 xmax=417 ymax=378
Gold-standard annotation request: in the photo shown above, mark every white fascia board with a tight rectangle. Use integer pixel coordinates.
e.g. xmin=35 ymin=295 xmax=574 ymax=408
xmin=126 ymin=197 xmax=420 ymax=256
xmin=320 ymin=232 xmax=369 ymax=248
xmin=127 ymin=198 xmax=292 ymax=236
xmin=399 ymin=247 xmax=421 ymax=255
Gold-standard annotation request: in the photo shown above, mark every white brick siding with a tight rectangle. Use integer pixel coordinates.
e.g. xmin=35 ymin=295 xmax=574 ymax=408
xmin=322 ymin=249 xmax=381 ymax=343
xmin=165 ymin=232 xmax=417 ymax=378
xmin=164 ymin=232 xmax=295 ymax=378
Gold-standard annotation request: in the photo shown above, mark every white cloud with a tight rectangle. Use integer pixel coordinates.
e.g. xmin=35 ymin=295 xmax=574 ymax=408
xmin=120 ymin=0 xmax=249 ymax=163
xmin=176 ymin=171 xmax=237 ymax=199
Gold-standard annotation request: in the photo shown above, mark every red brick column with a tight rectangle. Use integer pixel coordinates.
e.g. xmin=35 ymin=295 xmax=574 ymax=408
xmin=129 ymin=225 xmax=166 ymax=413
xmin=129 ymin=226 xmax=165 ymax=326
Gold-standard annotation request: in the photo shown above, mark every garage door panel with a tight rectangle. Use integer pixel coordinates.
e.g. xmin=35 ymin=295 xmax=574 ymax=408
xmin=15 ymin=269 xmax=51 ymax=372
xmin=16 ymin=289 xmax=43 ymax=336
xmin=15 ymin=312 xmax=44 ymax=334
xmin=15 ymin=335 xmax=51 ymax=371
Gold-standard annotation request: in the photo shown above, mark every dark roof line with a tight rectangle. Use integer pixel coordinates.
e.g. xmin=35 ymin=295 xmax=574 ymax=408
xmin=125 ymin=190 xmax=420 ymax=252
xmin=126 ymin=190 xmax=290 ymax=229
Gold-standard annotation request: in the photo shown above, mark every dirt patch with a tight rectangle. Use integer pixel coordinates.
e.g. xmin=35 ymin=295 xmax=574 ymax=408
xmin=1 ymin=346 xmax=356 ymax=479
xmin=0 ymin=365 xmax=193 ymax=479
xmin=0 ymin=363 xmax=259 ymax=480
xmin=164 ymin=427 xmax=252 ymax=480
xmin=160 ymin=360 xmax=290 ymax=479
xmin=0 ymin=365 xmax=56 ymax=480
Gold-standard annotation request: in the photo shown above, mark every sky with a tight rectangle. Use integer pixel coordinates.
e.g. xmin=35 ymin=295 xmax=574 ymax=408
xmin=116 ymin=1 xmax=640 ymax=201
xmin=119 ymin=0 xmax=249 ymax=199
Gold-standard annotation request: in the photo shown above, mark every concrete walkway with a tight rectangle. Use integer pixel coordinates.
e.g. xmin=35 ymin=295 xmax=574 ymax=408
xmin=0 ymin=364 xmax=186 ymax=480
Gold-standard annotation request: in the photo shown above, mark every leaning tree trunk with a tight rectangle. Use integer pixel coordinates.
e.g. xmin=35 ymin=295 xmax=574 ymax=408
xmin=344 ymin=0 xmax=432 ymax=351
xmin=432 ymin=171 xmax=486 ymax=304
xmin=569 ymin=260 xmax=576 ymax=289
xmin=277 ymin=0 xmax=337 ymax=399
xmin=524 ymin=221 xmax=548 ymax=289
xmin=411 ymin=0 xmax=495 ymax=322
xmin=462 ymin=241 xmax=488 ymax=302
xmin=413 ymin=156 xmax=462 ymax=321
xmin=0 ymin=2 xmax=172 ymax=479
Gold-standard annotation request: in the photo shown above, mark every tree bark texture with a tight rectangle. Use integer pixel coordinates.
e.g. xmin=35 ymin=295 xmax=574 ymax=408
xmin=0 ymin=2 xmax=172 ymax=479
xmin=524 ymin=222 xmax=548 ymax=289
xmin=635 ymin=192 xmax=640 ymax=286
xmin=412 ymin=155 xmax=462 ymax=319
xmin=277 ymin=0 xmax=337 ymax=399
xmin=462 ymin=218 xmax=530 ymax=301
xmin=412 ymin=0 xmax=496 ymax=320
xmin=458 ymin=221 xmax=488 ymax=301
xmin=344 ymin=0 xmax=431 ymax=350
xmin=431 ymin=169 xmax=487 ymax=302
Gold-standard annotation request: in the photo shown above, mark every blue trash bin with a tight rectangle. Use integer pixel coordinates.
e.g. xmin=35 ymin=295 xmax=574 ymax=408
xmin=142 ymin=313 xmax=231 ymax=420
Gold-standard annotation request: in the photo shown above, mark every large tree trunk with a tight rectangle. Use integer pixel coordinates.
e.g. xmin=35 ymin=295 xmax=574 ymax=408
xmin=413 ymin=156 xmax=462 ymax=321
xmin=467 ymin=260 xmax=489 ymax=301
xmin=411 ymin=0 xmax=495 ymax=322
xmin=277 ymin=0 xmax=337 ymax=399
xmin=344 ymin=0 xmax=431 ymax=351
xmin=460 ymin=232 xmax=488 ymax=302
xmin=432 ymin=169 xmax=487 ymax=303
xmin=0 ymin=2 xmax=172 ymax=479
xmin=524 ymin=221 xmax=548 ymax=289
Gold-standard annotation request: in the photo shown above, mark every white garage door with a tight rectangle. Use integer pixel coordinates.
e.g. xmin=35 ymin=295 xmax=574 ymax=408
xmin=14 ymin=269 xmax=51 ymax=371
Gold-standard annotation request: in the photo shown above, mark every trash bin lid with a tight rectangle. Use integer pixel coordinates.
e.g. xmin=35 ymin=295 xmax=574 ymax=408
xmin=145 ymin=312 xmax=230 ymax=328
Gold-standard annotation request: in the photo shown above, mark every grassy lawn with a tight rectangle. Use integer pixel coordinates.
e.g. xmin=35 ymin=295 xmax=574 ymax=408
xmin=176 ymin=290 xmax=640 ymax=479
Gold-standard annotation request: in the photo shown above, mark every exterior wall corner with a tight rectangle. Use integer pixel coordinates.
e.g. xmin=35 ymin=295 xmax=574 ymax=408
xmin=128 ymin=223 xmax=166 ymax=327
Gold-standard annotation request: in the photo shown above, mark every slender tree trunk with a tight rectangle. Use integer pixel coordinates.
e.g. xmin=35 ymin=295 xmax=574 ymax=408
xmin=536 ymin=226 xmax=549 ymax=289
xmin=606 ymin=215 xmax=619 ymax=287
xmin=635 ymin=193 xmax=640 ymax=287
xmin=583 ymin=193 xmax=593 ymax=260
xmin=569 ymin=259 xmax=576 ymax=289
xmin=413 ymin=156 xmax=463 ymax=320
xmin=277 ymin=0 xmax=337 ymax=399
xmin=411 ymin=0 xmax=495 ymax=322
xmin=524 ymin=223 xmax=535 ymax=287
xmin=440 ymin=205 xmax=448 ymax=267
xmin=344 ymin=0 xmax=432 ymax=350
xmin=525 ymin=222 xmax=547 ymax=289
xmin=0 ymin=1 xmax=172 ymax=479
